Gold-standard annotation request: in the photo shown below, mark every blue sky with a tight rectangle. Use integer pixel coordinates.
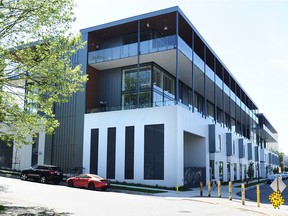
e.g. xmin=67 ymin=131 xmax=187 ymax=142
xmin=73 ymin=0 xmax=288 ymax=154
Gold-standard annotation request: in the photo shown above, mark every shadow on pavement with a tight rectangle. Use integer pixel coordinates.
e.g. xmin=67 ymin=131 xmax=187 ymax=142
xmin=1 ymin=206 xmax=71 ymax=216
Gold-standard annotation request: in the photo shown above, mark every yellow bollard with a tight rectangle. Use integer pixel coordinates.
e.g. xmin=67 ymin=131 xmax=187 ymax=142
xmin=229 ymin=181 xmax=232 ymax=201
xmin=200 ymin=181 xmax=203 ymax=197
xmin=241 ymin=183 xmax=245 ymax=205
xmin=176 ymin=184 xmax=179 ymax=194
xmin=218 ymin=180 xmax=221 ymax=198
xmin=208 ymin=181 xmax=211 ymax=197
xmin=257 ymin=184 xmax=260 ymax=207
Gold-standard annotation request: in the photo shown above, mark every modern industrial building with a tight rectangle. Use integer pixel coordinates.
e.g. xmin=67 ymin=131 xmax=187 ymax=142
xmin=0 ymin=7 xmax=279 ymax=187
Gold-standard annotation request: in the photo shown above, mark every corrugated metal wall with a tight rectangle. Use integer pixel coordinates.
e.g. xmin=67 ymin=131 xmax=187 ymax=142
xmin=44 ymin=46 xmax=87 ymax=173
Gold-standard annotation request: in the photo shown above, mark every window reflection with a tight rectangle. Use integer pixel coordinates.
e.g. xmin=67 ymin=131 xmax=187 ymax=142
xmin=122 ymin=65 xmax=152 ymax=109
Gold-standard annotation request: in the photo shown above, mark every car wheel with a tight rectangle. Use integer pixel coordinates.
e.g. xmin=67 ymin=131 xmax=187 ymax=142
xmin=88 ymin=182 xmax=95 ymax=190
xmin=40 ymin=176 xmax=47 ymax=184
xmin=20 ymin=173 xmax=28 ymax=181
xmin=68 ymin=180 xmax=74 ymax=187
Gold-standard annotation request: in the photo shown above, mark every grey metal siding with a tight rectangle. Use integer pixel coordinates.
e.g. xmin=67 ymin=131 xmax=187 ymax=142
xmin=208 ymin=124 xmax=215 ymax=153
xmin=99 ymin=68 xmax=122 ymax=108
xmin=226 ymin=133 xmax=232 ymax=156
xmin=46 ymin=39 xmax=87 ymax=172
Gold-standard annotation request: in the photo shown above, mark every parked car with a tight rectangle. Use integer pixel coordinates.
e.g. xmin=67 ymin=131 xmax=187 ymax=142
xmin=280 ymin=172 xmax=288 ymax=180
xmin=266 ymin=174 xmax=282 ymax=184
xmin=66 ymin=174 xmax=110 ymax=191
xmin=20 ymin=164 xmax=63 ymax=184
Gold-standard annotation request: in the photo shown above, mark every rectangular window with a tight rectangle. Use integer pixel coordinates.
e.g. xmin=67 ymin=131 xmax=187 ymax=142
xmin=219 ymin=161 xmax=223 ymax=181
xmin=31 ymin=134 xmax=39 ymax=166
xmin=216 ymin=134 xmax=221 ymax=152
xmin=122 ymin=65 xmax=152 ymax=109
xmin=90 ymin=129 xmax=99 ymax=174
xmin=0 ymin=139 xmax=13 ymax=168
xmin=125 ymin=126 xmax=134 ymax=179
xmin=144 ymin=124 xmax=164 ymax=180
xmin=107 ymin=127 xmax=116 ymax=179
xmin=232 ymin=140 xmax=236 ymax=155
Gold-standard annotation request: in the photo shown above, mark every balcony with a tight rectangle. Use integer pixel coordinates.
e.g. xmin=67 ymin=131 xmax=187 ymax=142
xmin=88 ymin=35 xmax=176 ymax=65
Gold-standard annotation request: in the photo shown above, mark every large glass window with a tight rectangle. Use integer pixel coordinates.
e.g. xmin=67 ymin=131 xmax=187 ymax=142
xmin=122 ymin=93 xmax=137 ymax=109
xmin=152 ymin=64 xmax=175 ymax=106
xmin=122 ymin=65 xmax=152 ymax=109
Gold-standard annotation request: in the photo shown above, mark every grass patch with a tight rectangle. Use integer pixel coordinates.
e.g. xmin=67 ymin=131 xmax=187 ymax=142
xmin=111 ymin=185 xmax=166 ymax=194
xmin=235 ymin=179 xmax=266 ymax=188
xmin=111 ymin=181 xmax=191 ymax=192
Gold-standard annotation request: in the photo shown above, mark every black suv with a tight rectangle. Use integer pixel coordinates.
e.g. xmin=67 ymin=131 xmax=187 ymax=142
xmin=20 ymin=165 xmax=63 ymax=184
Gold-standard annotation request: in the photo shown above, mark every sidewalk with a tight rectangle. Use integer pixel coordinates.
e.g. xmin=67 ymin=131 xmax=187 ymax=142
xmin=154 ymin=180 xmax=264 ymax=199
xmin=155 ymin=184 xmax=240 ymax=199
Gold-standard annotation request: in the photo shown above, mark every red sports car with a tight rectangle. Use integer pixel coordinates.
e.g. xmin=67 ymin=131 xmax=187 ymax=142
xmin=66 ymin=174 xmax=110 ymax=191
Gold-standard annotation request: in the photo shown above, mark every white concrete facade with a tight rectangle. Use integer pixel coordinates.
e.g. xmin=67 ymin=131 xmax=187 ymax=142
xmin=81 ymin=104 xmax=274 ymax=187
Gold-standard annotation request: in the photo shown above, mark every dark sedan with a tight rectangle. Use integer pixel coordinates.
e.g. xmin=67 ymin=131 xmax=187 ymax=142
xmin=20 ymin=164 xmax=63 ymax=184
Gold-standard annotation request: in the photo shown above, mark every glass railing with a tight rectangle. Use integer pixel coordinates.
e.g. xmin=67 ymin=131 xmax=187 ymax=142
xmin=205 ymin=65 xmax=214 ymax=81
xmin=263 ymin=124 xmax=278 ymax=142
xmin=178 ymin=37 xmax=192 ymax=60
xmin=140 ymin=35 xmax=176 ymax=55
xmin=88 ymin=43 xmax=138 ymax=64
xmin=88 ymin=35 xmax=176 ymax=65
xmin=193 ymin=52 xmax=205 ymax=72
xmin=215 ymin=75 xmax=222 ymax=89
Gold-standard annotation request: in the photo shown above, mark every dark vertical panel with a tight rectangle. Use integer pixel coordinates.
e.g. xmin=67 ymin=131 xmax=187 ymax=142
xmin=209 ymin=124 xmax=215 ymax=153
xmin=238 ymin=139 xmax=244 ymax=158
xmin=107 ymin=127 xmax=116 ymax=179
xmin=175 ymin=12 xmax=179 ymax=104
xmin=254 ymin=146 xmax=259 ymax=161
xmin=221 ymin=67 xmax=225 ymax=126
xmin=213 ymin=57 xmax=217 ymax=123
xmin=31 ymin=135 xmax=39 ymax=166
xmin=0 ymin=140 xmax=13 ymax=168
xmin=191 ymin=29 xmax=195 ymax=112
xmin=248 ymin=143 xmax=252 ymax=160
xmin=90 ymin=129 xmax=99 ymax=174
xmin=203 ymin=46 xmax=207 ymax=118
xmin=144 ymin=124 xmax=164 ymax=180
xmin=136 ymin=19 xmax=140 ymax=107
xmin=125 ymin=126 xmax=134 ymax=179
xmin=226 ymin=133 xmax=232 ymax=156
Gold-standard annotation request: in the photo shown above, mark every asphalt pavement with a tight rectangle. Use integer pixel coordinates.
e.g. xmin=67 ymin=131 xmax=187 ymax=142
xmin=1 ymin=176 xmax=288 ymax=216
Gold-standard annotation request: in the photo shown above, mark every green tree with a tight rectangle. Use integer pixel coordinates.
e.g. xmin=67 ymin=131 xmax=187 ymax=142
xmin=0 ymin=0 xmax=87 ymax=146
xmin=247 ymin=162 xmax=254 ymax=184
